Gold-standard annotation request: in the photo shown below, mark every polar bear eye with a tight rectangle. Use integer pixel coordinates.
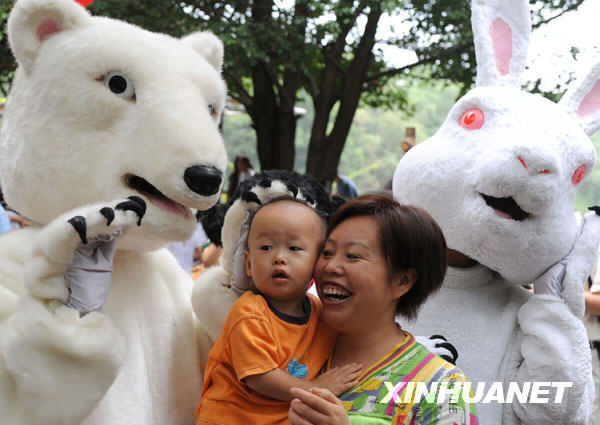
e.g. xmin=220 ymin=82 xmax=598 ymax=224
xmin=459 ymin=108 xmax=485 ymax=130
xmin=104 ymin=72 xmax=136 ymax=100
xmin=208 ymin=104 xmax=217 ymax=117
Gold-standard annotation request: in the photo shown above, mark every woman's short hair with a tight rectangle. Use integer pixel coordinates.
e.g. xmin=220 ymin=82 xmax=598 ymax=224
xmin=326 ymin=194 xmax=447 ymax=320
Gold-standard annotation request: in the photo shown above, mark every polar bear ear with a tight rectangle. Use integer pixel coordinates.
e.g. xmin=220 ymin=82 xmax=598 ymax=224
xmin=180 ymin=31 xmax=224 ymax=72
xmin=8 ymin=0 xmax=90 ymax=73
xmin=559 ymin=61 xmax=600 ymax=136
xmin=471 ymin=0 xmax=531 ymax=88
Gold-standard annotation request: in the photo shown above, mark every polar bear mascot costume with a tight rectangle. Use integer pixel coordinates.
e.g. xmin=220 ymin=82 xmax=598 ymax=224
xmin=0 ymin=0 xmax=228 ymax=424
xmin=393 ymin=0 xmax=600 ymax=424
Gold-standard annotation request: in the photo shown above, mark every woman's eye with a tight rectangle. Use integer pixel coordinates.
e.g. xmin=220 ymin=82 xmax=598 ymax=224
xmin=347 ymin=253 xmax=361 ymax=260
xmin=260 ymin=245 xmax=272 ymax=251
xmin=104 ymin=71 xmax=135 ymax=100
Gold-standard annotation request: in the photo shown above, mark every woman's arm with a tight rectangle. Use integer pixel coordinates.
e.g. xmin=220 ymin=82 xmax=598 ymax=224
xmin=585 ymin=290 xmax=600 ymax=316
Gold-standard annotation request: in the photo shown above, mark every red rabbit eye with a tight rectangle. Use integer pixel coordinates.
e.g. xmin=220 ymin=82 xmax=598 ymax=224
xmin=460 ymin=109 xmax=485 ymax=130
xmin=572 ymin=165 xmax=586 ymax=185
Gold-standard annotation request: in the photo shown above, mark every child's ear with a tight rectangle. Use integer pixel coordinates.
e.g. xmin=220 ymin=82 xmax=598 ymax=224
xmin=244 ymin=250 xmax=252 ymax=278
xmin=391 ymin=269 xmax=416 ymax=300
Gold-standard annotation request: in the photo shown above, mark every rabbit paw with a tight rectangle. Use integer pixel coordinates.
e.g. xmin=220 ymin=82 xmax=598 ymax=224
xmin=560 ymin=210 xmax=600 ymax=317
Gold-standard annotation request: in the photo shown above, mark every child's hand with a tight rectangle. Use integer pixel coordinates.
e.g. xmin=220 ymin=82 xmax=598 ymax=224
xmin=312 ymin=363 xmax=362 ymax=396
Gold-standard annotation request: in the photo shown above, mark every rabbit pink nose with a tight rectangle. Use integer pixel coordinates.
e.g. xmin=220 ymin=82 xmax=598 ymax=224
xmin=517 ymin=156 xmax=551 ymax=174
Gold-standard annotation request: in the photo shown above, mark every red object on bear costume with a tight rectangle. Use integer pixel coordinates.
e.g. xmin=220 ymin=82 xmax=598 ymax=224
xmin=74 ymin=0 xmax=94 ymax=7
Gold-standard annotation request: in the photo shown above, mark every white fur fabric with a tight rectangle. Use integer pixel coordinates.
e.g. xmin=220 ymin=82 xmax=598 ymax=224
xmin=393 ymin=0 xmax=600 ymax=423
xmin=0 ymin=0 xmax=228 ymax=423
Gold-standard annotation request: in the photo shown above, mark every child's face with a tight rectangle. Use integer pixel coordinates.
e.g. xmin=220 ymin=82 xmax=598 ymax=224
xmin=244 ymin=200 xmax=323 ymax=303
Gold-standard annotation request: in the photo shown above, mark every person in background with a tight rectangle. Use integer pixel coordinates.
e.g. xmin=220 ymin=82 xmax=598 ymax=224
xmin=0 ymin=202 xmax=11 ymax=235
xmin=167 ymin=214 xmax=210 ymax=273
xmin=227 ymin=154 xmax=255 ymax=201
xmin=333 ymin=173 xmax=358 ymax=200
xmin=400 ymin=127 xmax=416 ymax=153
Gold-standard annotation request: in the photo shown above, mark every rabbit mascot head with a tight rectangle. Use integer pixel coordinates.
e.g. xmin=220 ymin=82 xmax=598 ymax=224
xmin=393 ymin=0 xmax=600 ymax=285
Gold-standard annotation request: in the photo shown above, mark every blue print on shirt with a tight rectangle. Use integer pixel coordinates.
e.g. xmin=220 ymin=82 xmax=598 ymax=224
xmin=287 ymin=358 xmax=308 ymax=378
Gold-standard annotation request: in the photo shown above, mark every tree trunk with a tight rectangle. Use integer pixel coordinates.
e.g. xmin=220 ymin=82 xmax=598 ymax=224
xmin=306 ymin=5 xmax=382 ymax=186
xmin=249 ymin=62 xmax=297 ymax=171
xmin=247 ymin=0 xmax=306 ymax=171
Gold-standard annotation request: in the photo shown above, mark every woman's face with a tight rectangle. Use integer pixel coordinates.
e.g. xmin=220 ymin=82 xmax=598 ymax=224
xmin=314 ymin=216 xmax=406 ymax=334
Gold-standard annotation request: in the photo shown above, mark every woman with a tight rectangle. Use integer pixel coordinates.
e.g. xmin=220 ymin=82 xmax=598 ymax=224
xmin=289 ymin=194 xmax=478 ymax=424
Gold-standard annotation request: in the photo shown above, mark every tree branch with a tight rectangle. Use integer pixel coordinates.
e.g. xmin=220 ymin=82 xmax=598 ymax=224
xmin=223 ymin=69 xmax=253 ymax=108
xmin=532 ymin=0 xmax=585 ymax=29
xmin=364 ymin=40 xmax=471 ymax=83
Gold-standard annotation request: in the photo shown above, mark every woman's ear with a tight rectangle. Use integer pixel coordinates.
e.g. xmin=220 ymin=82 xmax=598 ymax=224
xmin=244 ymin=250 xmax=252 ymax=278
xmin=392 ymin=268 xmax=416 ymax=300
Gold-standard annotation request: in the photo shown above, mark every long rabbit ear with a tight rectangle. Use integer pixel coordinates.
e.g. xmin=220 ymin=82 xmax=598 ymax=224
xmin=559 ymin=61 xmax=600 ymax=136
xmin=471 ymin=0 xmax=530 ymax=88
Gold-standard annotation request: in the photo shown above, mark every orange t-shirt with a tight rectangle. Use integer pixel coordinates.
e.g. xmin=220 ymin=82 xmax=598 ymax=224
xmin=196 ymin=291 xmax=336 ymax=425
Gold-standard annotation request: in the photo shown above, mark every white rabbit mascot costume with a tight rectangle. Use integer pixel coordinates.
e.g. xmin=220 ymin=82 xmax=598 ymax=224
xmin=0 ymin=0 xmax=227 ymax=424
xmin=394 ymin=0 xmax=600 ymax=424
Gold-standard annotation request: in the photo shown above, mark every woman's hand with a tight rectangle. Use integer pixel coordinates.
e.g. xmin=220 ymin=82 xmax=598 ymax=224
xmin=289 ymin=387 xmax=351 ymax=425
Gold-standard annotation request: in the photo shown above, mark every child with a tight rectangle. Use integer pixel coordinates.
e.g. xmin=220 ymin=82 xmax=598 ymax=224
xmin=196 ymin=197 xmax=362 ymax=425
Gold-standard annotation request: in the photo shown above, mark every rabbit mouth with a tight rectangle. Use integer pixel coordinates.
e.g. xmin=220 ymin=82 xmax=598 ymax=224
xmin=481 ymin=194 xmax=530 ymax=221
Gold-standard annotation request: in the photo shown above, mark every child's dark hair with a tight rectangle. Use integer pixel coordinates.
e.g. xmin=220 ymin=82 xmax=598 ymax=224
xmin=326 ymin=194 xmax=447 ymax=320
xmin=249 ymin=196 xmax=327 ymax=243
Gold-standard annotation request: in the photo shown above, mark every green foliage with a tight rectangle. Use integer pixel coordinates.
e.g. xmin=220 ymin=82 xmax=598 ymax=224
xmin=0 ymin=0 xmax=15 ymax=97
xmin=0 ymin=0 xmax=588 ymax=175
xmin=575 ymin=133 xmax=600 ymax=213
xmin=393 ymin=0 xmax=585 ymax=96
xmin=224 ymin=81 xmax=600 ymax=213
xmin=223 ymin=81 xmax=459 ymax=192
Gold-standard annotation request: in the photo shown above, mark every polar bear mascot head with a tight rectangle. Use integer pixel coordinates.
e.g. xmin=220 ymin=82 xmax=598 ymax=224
xmin=0 ymin=0 xmax=227 ymax=250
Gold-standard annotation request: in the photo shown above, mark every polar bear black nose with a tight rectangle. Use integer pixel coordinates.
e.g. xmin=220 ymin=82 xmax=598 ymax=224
xmin=184 ymin=165 xmax=223 ymax=196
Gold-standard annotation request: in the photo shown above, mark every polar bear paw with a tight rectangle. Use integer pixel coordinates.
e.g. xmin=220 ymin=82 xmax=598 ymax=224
xmin=66 ymin=196 xmax=146 ymax=244
xmin=23 ymin=196 xmax=146 ymax=304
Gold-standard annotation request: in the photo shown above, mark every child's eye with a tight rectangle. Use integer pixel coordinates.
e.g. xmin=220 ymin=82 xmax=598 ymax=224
xmin=322 ymin=250 xmax=334 ymax=258
xmin=289 ymin=246 xmax=302 ymax=252
xmin=260 ymin=245 xmax=272 ymax=251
